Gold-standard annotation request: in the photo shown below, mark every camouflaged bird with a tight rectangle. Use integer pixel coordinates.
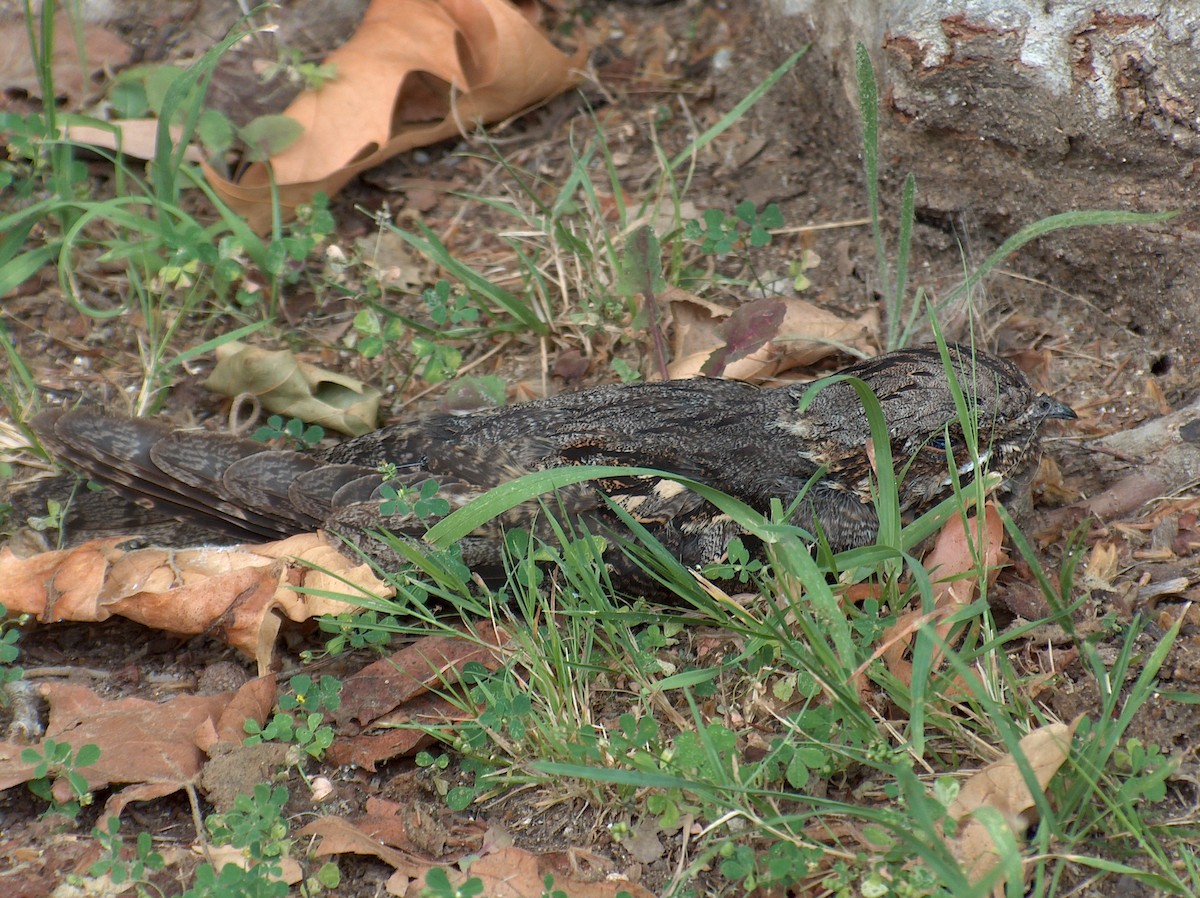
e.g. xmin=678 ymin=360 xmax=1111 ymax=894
xmin=32 ymin=346 xmax=1075 ymax=579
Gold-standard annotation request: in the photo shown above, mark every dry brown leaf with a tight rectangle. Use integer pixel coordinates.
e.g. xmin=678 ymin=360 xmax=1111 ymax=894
xmin=201 ymin=846 xmax=303 ymax=886
xmin=922 ymin=504 xmax=1007 ymax=606
xmin=62 ymin=120 xmax=205 ymax=163
xmin=205 ymin=340 xmax=382 ymax=436
xmin=1081 ymin=541 xmax=1119 ymax=592
xmin=877 ymin=505 xmax=1005 ymax=686
xmin=458 ymin=845 xmax=656 ymax=898
xmin=326 ymin=692 xmax=458 ymax=769
xmin=197 ymin=675 xmax=279 ymax=750
xmin=946 ymin=719 xmax=1079 ymax=894
xmin=0 ymin=13 xmax=130 ymax=106
xmin=203 ymin=0 xmax=585 ymax=230
xmin=302 ymin=796 xmax=485 ymax=867
xmin=1032 ymin=455 xmax=1075 ymax=504
xmin=664 ymin=287 xmax=876 ymax=380
xmin=303 ymin=812 xmax=654 ymax=898
xmin=300 ymin=814 xmax=423 ymax=870
xmin=0 ymin=532 xmax=391 ymax=674
xmin=334 ymin=623 xmax=509 ymax=728
xmin=328 ymin=623 xmax=509 ymax=769
xmin=622 ymin=820 xmax=666 ymax=865
xmin=0 ymin=676 xmax=274 ymax=818
xmin=356 ymin=227 xmax=436 ymax=291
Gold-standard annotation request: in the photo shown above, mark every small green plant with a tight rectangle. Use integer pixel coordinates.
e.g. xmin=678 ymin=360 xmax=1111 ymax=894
xmin=423 ymin=867 xmax=484 ymax=898
xmin=351 ymin=280 xmax=486 ymax=383
xmin=244 ymin=675 xmax=342 ymax=759
xmin=256 ymin=46 xmax=339 ymax=91
xmin=1113 ymin=737 xmax=1174 ymax=804
xmin=424 ymin=279 xmax=480 ymax=326
xmin=465 ymin=663 xmax=536 ymax=747
xmin=415 ymin=749 xmax=452 ymax=772
xmin=379 ymin=474 xmax=451 ymax=523
xmin=182 ymin=783 xmax=320 ymax=898
xmin=409 ymin=335 xmax=464 ymax=384
xmin=181 ymin=860 xmax=288 ymax=898
xmin=252 ymin=414 xmax=325 ymax=449
xmin=22 ymin=497 xmax=66 ymax=532
xmin=609 ymin=358 xmax=642 ymax=383
xmin=436 ymin=755 xmax=498 ymax=813
xmin=720 ymin=841 xmax=823 ymax=894
xmin=313 ymin=609 xmax=401 ymax=658
xmin=701 ymin=535 xmax=767 ymax=583
xmin=352 ymin=307 xmax=407 ymax=359
xmin=685 ymin=200 xmax=783 ymax=254
xmin=0 ymin=109 xmax=89 ymax=203
xmin=206 ymin=783 xmax=290 ymax=862
xmin=89 ymin=816 xmax=166 ymax=890
xmin=21 ymin=739 xmax=101 ymax=816
xmin=0 ymin=603 xmax=25 ymax=693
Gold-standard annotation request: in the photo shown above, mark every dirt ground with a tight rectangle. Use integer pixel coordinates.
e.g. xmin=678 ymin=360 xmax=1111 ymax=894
xmin=2 ymin=1 xmax=1200 ymax=896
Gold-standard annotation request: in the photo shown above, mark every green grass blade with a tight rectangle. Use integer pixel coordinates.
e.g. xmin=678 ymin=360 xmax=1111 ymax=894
xmin=855 ymin=43 xmax=892 ymax=328
xmin=891 ymin=172 xmax=917 ymax=348
xmin=425 ymin=464 xmax=784 ymax=549
xmin=939 ymin=209 xmax=1177 ymax=312
xmin=668 ymin=47 xmax=808 ymax=174
xmin=167 ymin=321 xmax=272 ymax=368
xmin=388 ymin=221 xmax=549 ymax=334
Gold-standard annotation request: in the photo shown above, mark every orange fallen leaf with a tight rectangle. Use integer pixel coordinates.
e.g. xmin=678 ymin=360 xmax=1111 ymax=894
xmin=334 ymin=623 xmax=509 ymax=727
xmin=945 ymin=719 xmax=1079 ymax=895
xmin=0 ymin=532 xmax=391 ymax=674
xmin=302 ymin=808 xmax=654 ymax=898
xmin=459 ymin=845 xmax=656 ymax=898
xmin=301 ymin=796 xmax=485 ymax=869
xmin=326 ymin=692 xmax=460 ymax=769
xmin=329 ymin=623 xmax=509 ymax=769
xmin=203 ymin=0 xmax=585 ymax=230
xmin=61 ymin=120 xmax=205 ymax=163
xmin=1081 ymin=541 xmax=1119 ymax=591
xmin=0 ymin=676 xmax=274 ymax=818
xmin=873 ymin=504 xmax=1005 ymax=686
xmin=301 ymin=814 xmax=428 ymax=871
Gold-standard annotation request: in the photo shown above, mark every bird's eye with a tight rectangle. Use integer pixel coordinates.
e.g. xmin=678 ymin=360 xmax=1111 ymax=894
xmin=929 ymin=435 xmax=947 ymax=451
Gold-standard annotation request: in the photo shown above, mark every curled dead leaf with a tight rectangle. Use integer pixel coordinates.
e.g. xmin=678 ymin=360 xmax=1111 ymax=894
xmin=664 ymin=287 xmax=876 ymax=381
xmin=1081 ymin=541 xmax=1120 ymax=592
xmin=203 ymin=0 xmax=585 ymax=230
xmin=0 ymin=532 xmax=391 ymax=675
xmin=206 ymin=340 xmax=381 ymax=435
xmin=328 ymin=623 xmax=509 ymax=769
xmin=0 ymin=676 xmax=276 ymax=820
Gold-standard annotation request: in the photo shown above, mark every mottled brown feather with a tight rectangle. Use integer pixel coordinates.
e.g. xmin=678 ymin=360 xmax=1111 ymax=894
xmin=32 ymin=346 xmax=1074 ymax=578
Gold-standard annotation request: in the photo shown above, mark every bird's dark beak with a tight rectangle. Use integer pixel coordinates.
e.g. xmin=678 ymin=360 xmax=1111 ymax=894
xmin=1039 ymin=395 xmax=1077 ymax=421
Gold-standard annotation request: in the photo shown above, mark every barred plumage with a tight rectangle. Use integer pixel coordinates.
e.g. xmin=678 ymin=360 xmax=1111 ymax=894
xmin=33 ymin=345 xmax=1075 ymax=578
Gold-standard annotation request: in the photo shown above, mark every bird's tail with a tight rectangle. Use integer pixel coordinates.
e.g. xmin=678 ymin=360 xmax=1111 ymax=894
xmin=32 ymin=409 xmax=382 ymax=543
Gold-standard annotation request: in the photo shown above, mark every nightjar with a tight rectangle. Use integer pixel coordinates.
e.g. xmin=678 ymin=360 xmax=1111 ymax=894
xmin=32 ymin=345 xmax=1074 ymax=579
